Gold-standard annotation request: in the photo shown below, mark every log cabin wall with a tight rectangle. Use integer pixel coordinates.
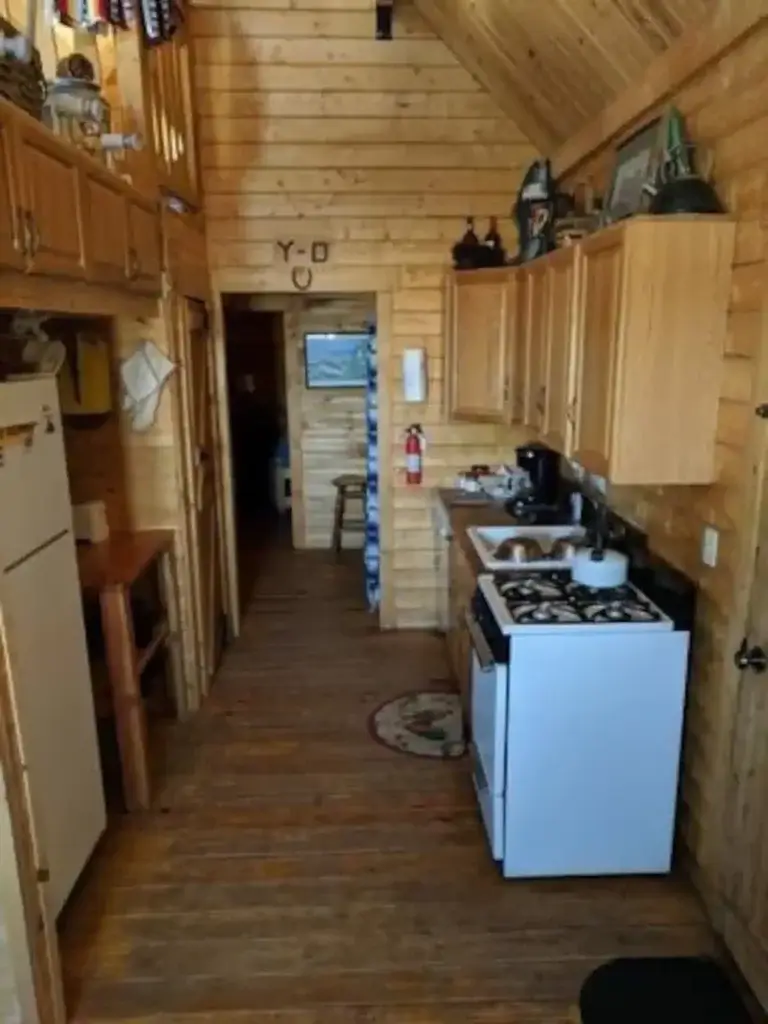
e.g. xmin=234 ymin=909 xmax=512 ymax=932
xmin=192 ymin=0 xmax=536 ymax=626
xmin=284 ymin=295 xmax=373 ymax=550
xmin=562 ymin=23 xmax=768 ymax=900
xmin=61 ymin=317 xmax=184 ymax=534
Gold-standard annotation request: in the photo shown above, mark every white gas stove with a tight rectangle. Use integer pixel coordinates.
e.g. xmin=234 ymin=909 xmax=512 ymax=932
xmin=467 ymin=567 xmax=690 ymax=879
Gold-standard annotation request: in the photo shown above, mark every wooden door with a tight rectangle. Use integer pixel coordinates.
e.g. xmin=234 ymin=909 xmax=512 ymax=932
xmin=447 ymin=270 xmax=509 ymax=422
xmin=721 ymin=461 xmax=768 ymax=1007
xmin=127 ymin=198 xmax=163 ymax=294
xmin=185 ymin=300 xmax=225 ymax=686
xmin=521 ymin=260 xmax=548 ymax=431
xmin=542 ymin=249 xmax=579 ymax=455
xmin=572 ymin=235 xmax=623 ymax=477
xmin=81 ymin=169 xmax=129 ymax=285
xmin=0 ymin=111 xmax=25 ymax=270
xmin=15 ymin=121 xmax=84 ymax=278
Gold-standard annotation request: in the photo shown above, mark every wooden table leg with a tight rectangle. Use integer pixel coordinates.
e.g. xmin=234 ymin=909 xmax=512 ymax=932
xmin=158 ymin=548 xmax=185 ymax=717
xmin=100 ymin=585 xmax=151 ymax=811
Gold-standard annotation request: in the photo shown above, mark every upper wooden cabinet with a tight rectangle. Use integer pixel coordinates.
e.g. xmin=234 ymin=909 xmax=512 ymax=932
xmin=445 ymin=216 xmax=735 ymax=486
xmin=14 ymin=118 xmax=84 ymax=279
xmin=520 ymin=259 xmax=548 ymax=430
xmin=0 ymin=115 xmax=24 ymax=271
xmin=127 ymin=198 xmax=163 ymax=294
xmin=82 ymin=170 xmax=130 ymax=285
xmin=0 ymin=97 xmax=163 ymax=301
xmin=541 ymin=247 xmax=580 ymax=455
xmin=446 ymin=268 xmax=511 ymax=422
xmin=572 ymin=217 xmax=735 ymax=485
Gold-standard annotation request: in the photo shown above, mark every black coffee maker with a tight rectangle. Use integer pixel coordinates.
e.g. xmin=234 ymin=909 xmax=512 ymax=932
xmin=507 ymin=442 xmax=567 ymax=523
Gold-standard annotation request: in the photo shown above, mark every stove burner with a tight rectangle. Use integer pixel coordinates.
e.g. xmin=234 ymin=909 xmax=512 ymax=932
xmin=566 ymin=581 xmax=635 ymax=603
xmin=499 ymin=578 xmax=564 ymax=602
xmin=583 ymin=599 xmax=661 ymax=624
xmin=513 ymin=601 xmax=584 ymax=625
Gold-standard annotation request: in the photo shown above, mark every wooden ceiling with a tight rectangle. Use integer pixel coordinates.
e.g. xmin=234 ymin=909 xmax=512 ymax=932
xmin=412 ymin=0 xmax=716 ymax=152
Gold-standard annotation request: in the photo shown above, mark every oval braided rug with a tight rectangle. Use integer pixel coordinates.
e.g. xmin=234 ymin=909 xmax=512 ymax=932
xmin=369 ymin=690 xmax=466 ymax=759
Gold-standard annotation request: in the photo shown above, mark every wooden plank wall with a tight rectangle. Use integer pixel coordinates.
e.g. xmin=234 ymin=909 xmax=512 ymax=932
xmin=284 ymin=296 xmax=373 ymax=550
xmin=192 ymin=0 xmax=536 ymax=625
xmin=61 ymin=318 xmax=183 ymax=534
xmin=564 ymin=23 xmax=768 ymax=894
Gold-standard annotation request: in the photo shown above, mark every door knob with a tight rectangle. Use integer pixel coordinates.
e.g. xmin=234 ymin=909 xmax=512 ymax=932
xmin=734 ymin=638 xmax=768 ymax=673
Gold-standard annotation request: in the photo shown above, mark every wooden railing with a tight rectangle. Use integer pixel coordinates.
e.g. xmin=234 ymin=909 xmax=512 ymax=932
xmin=143 ymin=24 xmax=199 ymax=206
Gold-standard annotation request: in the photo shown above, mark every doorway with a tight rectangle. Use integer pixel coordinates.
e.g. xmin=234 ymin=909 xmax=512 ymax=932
xmin=218 ymin=292 xmax=380 ymax=617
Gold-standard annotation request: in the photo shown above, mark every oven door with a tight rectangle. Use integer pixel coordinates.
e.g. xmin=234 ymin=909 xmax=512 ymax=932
xmin=470 ymin=739 xmax=504 ymax=861
xmin=466 ymin=609 xmax=508 ymax=797
xmin=466 ymin=609 xmax=507 ymax=861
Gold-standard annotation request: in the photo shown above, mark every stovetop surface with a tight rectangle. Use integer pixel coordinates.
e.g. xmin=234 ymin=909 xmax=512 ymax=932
xmin=490 ymin=569 xmax=665 ymax=626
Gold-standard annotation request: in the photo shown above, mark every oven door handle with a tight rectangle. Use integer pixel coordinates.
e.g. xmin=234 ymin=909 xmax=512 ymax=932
xmin=465 ymin=610 xmax=495 ymax=671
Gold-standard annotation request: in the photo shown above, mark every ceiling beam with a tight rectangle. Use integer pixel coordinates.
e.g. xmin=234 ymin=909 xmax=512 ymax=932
xmin=413 ymin=0 xmax=556 ymax=155
xmin=553 ymin=0 xmax=768 ymax=179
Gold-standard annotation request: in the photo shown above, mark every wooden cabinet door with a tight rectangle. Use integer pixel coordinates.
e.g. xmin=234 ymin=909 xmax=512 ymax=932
xmin=505 ymin=271 xmax=525 ymax=424
xmin=521 ymin=259 xmax=549 ymax=431
xmin=127 ymin=198 xmax=162 ymax=294
xmin=0 ymin=111 xmax=25 ymax=270
xmin=15 ymin=122 xmax=84 ymax=278
xmin=81 ymin=170 xmax=129 ymax=285
xmin=572 ymin=236 xmax=623 ymax=476
xmin=542 ymin=249 xmax=579 ymax=455
xmin=447 ymin=270 xmax=509 ymax=422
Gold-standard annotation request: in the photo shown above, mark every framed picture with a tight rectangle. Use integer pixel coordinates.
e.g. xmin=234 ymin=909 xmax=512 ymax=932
xmin=604 ymin=115 xmax=666 ymax=222
xmin=304 ymin=332 xmax=368 ymax=389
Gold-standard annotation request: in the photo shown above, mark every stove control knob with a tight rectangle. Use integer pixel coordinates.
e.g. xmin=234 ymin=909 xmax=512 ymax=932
xmin=734 ymin=638 xmax=768 ymax=674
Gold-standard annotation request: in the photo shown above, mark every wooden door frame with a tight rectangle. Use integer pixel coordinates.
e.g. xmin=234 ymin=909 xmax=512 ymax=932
xmin=209 ymin=289 xmax=395 ymax=632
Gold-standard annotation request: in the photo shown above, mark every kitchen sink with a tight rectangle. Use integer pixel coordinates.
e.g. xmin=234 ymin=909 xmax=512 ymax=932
xmin=467 ymin=524 xmax=586 ymax=571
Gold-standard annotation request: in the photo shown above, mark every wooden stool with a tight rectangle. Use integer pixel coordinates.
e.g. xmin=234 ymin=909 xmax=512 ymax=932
xmin=331 ymin=473 xmax=367 ymax=554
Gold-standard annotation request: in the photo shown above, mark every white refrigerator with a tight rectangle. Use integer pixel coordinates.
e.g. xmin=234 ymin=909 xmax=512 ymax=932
xmin=0 ymin=377 xmax=106 ymax=917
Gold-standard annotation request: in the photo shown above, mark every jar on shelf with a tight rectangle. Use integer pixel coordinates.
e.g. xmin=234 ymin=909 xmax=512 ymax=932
xmin=43 ymin=54 xmax=111 ymax=162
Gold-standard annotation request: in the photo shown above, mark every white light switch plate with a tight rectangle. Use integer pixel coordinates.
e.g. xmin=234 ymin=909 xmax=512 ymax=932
xmin=702 ymin=525 xmax=719 ymax=568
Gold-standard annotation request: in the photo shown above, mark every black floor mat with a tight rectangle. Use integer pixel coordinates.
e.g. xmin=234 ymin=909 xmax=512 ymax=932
xmin=579 ymin=957 xmax=753 ymax=1023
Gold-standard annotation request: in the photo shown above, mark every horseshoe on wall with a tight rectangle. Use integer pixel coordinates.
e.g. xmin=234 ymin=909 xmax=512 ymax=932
xmin=291 ymin=266 xmax=313 ymax=291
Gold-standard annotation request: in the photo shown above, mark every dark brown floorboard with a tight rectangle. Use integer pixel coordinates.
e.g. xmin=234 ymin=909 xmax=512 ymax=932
xmin=60 ymin=540 xmax=714 ymax=1022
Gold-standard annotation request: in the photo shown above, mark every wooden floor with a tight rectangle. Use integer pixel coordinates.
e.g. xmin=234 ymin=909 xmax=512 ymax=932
xmin=61 ymin=537 xmax=715 ymax=1023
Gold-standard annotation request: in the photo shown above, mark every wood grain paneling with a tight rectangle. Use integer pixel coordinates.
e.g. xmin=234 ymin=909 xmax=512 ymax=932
xmin=283 ymin=296 xmax=373 ymax=550
xmin=412 ymin=0 xmax=713 ymax=149
xmin=561 ymin=19 xmax=768 ymax=931
xmin=194 ymin=0 xmax=535 ymax=626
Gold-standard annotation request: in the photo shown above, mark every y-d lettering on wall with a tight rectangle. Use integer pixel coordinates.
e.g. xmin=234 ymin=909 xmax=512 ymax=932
xmin=275 ymin=239 xmax=331 ymax=292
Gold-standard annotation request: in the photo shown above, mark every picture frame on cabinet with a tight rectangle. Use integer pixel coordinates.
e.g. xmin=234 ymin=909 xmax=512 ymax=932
xmin=604 ymin=114 xmax=666 ymax=222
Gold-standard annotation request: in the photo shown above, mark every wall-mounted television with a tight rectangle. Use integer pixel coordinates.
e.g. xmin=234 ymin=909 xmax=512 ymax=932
xmin=304 ymin=332 xmax=368 ymax=389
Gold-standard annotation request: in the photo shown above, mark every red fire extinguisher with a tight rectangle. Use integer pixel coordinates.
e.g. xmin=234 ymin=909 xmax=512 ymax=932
xmin=405 ymin=424 xmax=424 ymax=485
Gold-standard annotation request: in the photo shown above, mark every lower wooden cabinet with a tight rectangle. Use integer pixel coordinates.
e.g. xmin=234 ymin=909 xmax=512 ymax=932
xmin=448 ymin=538 xmax=474 ymax=717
